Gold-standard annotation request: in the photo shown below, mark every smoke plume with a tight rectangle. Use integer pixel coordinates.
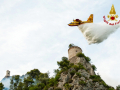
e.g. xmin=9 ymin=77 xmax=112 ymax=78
xmin=78 ymin=23 xmax=120 ymax=44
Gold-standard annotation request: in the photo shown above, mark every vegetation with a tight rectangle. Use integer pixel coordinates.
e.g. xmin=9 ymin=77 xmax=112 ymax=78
xmin=9 ymin=56 xmax=73 ymax=89
xmin=23 ymin=76 xmax=34 ymax=88
xmin=0 ymin=83 xmax=4 ymax=90
xmin=76 ymin=52 xmax=91 ymax=63
xmin=27 ymin=69 xmax=41 ymax=79
xmin=37 ymin=73 xmax=49 ymax=85
xmin=10 ymin=75 xmax=20 ymax=90
xmin=76 ymin=72 xmax=81 ymax=78
xmin=64 ymin=83 xmax=71 ymax=90
xmin=17 ymin=79 xmax=23 ymax=90
xmin=70 ymin=70 xmax=76 ymax=76
xmin=107 ymin=88 xmax=115 ymax=90
xmin=57 ymin=57 xmax=69 ymax=71
xmin=29 ymin=83 xmax=45 ymax=90
xmin=71 ymin=63 xmax=86 ymax=72
xmin=85 ymin=56 xmax=91 ymax=63
xmin=91 ymin=64 xmax=97 ymax=71
xmin=116 ymin=85 xmax=120 ymax=90
xmin=79 ymin=80 xmax=86 ymax=86
xmin=8 ymin=69 xmax=50 ymax=90
xmin=77 ymin=63 xmax=86 ymax=70
xmin=54 ymin=87 xmax=62 ymax=90
xmin=101 ymin=81 xmax=114 ymax=89
xmin=76 ymin=52 xmax=85 ymax=57
xmin=54 ymin=69 xmax=60 ymax=76
xmin=68 ymin=79 xmax=73 ymax=83
xmin=68 ymin=43 xmax=75 ymax=48
xmin=90 ymin=75 xmax=102 ymax=82
xmin=5 ymin=55 xmax=98 ymax=90
xmin=100 ymin=81 xmax=108 ymax=87
xmin=89 ymin=75 xmax=114 ymax=89
xmin=48 ymin=77 xmax=55 ymax=87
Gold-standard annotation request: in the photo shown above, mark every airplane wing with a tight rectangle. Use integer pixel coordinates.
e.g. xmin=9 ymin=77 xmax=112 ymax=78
xmin=87 ymin=14 xmax=93 ymax=22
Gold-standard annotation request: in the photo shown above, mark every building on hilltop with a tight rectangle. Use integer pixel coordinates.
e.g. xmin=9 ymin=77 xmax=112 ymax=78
xmin=68 ymin=46 xmax=95 ymax=75
xmin=5 ymin=70 xmax=10 ymax=78
xmin=68 ymin=46 xmax=82 ymax=59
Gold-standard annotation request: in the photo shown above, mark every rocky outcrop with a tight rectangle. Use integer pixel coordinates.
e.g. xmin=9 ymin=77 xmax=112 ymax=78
xmin=69 ymin=56 xmax=95 ymax=75
xmin=57 ymin=69 xmax=107 ymax=90
xmin=48 ymin=56 xmax=114 ymax=90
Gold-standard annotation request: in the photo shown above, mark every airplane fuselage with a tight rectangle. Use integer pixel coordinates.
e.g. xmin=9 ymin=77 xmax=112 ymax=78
xmin=68 ymin=14 xmax=93 ymax=26
xmin=68 ymin=21 xmax=92 ymax=26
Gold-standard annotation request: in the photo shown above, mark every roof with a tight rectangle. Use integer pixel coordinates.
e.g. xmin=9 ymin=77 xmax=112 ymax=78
xmin=68 ymin=46 xmax=82 ymax=52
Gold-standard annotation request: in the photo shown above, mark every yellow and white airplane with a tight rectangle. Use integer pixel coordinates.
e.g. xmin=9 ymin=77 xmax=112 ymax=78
xmin=68 ymin=14 xmax=93 ymax=26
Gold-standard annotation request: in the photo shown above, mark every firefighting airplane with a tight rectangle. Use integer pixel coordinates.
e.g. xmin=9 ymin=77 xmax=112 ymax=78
xmin=68 ymin=14 xmax=93 ymax=26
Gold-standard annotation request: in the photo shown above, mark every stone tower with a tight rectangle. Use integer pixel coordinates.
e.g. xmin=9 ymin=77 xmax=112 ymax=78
xmin=68 ymin=46 xmax=95 ymax=75
xmin=68 ymin=46 xmax=82 ymax=59
xmin=6 ymin=70 xmax=10 ymax=77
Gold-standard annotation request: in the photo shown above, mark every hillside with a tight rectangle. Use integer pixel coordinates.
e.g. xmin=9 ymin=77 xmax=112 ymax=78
xmin=0 ymin=44 xmax=120 ymax=90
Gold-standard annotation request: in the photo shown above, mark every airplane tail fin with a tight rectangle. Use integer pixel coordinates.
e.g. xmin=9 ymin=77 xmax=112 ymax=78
xmin=87 ymin=14 xmax=93 ymax=22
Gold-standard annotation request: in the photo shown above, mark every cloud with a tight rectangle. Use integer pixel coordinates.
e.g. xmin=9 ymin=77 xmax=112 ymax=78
xmin=0 ymin=0 xmax=23 ymax=14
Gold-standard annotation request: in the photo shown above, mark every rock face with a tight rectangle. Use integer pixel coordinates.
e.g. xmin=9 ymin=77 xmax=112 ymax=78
xmin=54 ymin=56 xmax=111 ymax=90
xmin=69 ymin=56 xmax=95 ymax=75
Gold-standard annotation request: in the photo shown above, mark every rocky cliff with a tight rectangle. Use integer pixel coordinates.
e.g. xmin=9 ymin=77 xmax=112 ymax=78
xmin=49 ymin=56 xmax=114 ymax=90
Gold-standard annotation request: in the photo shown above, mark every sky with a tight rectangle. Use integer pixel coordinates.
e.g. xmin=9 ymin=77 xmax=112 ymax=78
xmin=0 ymin=0 xmax=120 ymax=88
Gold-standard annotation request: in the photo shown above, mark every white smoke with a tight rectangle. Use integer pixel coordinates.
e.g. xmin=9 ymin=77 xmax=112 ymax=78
xmin=78 ymin=23 xmax=120 ymax=44
xmin=0 ymin=74 xmax=29 ymax=90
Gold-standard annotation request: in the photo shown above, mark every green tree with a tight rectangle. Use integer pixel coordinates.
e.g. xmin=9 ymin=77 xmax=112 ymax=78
xmin=43 ymin=85 xmax=49 ymax=90
xmin=48 ymin=77 xmax=55 ymax=87
xmin=76 ymin=52 xmax=85 ymax=57
xmin=116 ymin=85 xmax=120 ymax=90
xmin=79 ymin=80 xmax=86 ymax=86
xmin=14 ymin=75 xmax=20 ymax=90
xmin=35 ymin=72 xmax=49 ymax=86
xmin=14 ymin=75 xmax=20 ymax=83
xmin=29 ymin=83 xmax=45 ymax=90
xmin=27 ymin=69 xmax=41 ymax=79
xmin=23 ymin=76 xmax=34 ymax=89
xmin=84 ymin=56 xmax=91 ymax=63
xmin=0 ymin=83 xmax=4 ymax=90
xmin=38 ymin=73 xmax=49 ymax=85
xmin=57 ymin=57 xmax=69 ymax=70
xmin=76 ymin=52 xmax=91 ymax=63
xmin=39 ymin=73 xmax=49 ymax=78
xmin=64 ymin=83 xmax=71 ymax=90
xmin=29 ymin=86 xmax=39 ymax=90
xmin=9 ymin=76 xmax=14 ymax=90
xmin=17 ymin=79 xmax=23 ymax=90
xmin=91 ymin=64 xmax=97 ymax=71
xmin=14 ymin=83 xmax=17 ymax=90
xmin=68 ymin=43 xmax=75 ymax=48
xmin=54 ymin=69 xmax=60 ymax=76
xmin=54 ymin=73 xmax=60 ymax=86
xmin=9 ymin=75 xmax=20 ymax=90
xmin=37 ymin=83 xmax=45 ymax=89
xmin=90 ymin=75 xmax=103 ymax=83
